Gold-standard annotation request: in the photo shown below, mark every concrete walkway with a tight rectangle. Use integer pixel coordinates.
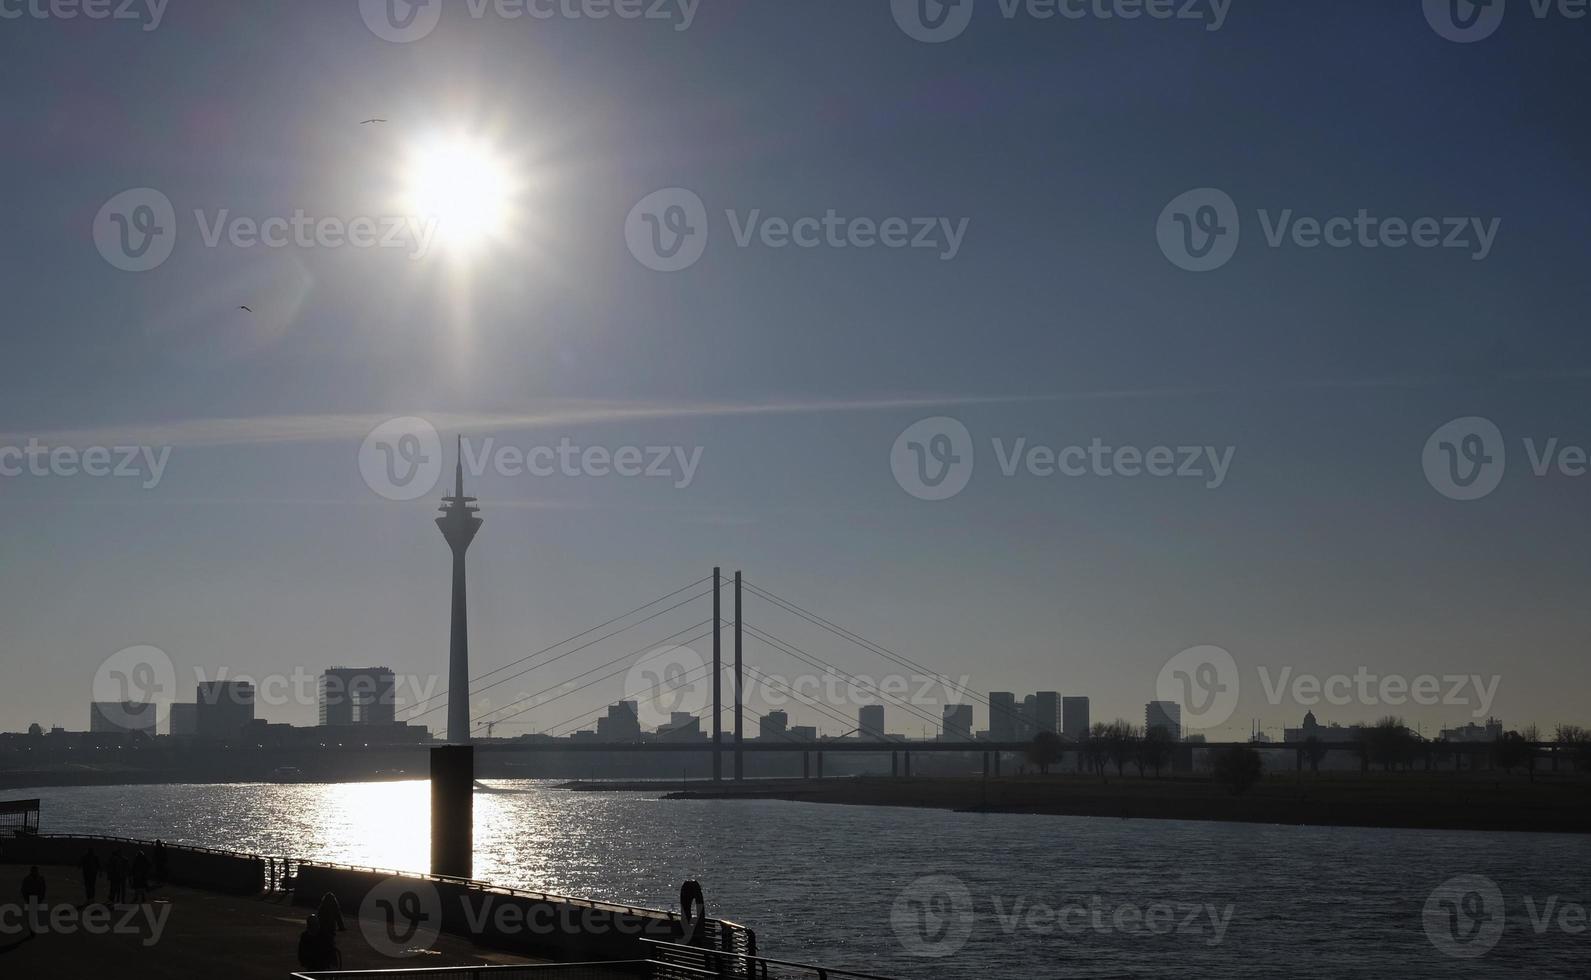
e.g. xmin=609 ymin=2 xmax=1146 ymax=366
xmin=0 ymin=863 xmax=538 ymax=979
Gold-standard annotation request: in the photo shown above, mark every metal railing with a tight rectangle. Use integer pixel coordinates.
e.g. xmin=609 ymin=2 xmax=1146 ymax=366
xmin=291 ymin=963 xmax=677 ymax=980
xmin=642 ymin=941 xmax=901 ymax=980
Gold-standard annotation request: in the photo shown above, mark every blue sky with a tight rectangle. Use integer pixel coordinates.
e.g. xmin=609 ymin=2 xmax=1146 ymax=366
xmin=2 ymin=0 xmax=1589 ymax=739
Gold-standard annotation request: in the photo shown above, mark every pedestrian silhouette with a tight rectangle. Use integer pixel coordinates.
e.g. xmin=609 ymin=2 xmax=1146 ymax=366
xmin=80 ymin=849 xmax=101 ymax=905
xmin=153 ymin=840 xmax=168 ymax=886
xmin=297 ymin=912 xmax=341 ymax=970
xmin=130 ymin=850 xmax=151 ymax=903
xmin=316 ymin=891 xmax=345 ymax=935
xmin=107 ymin=849 xmax=127 ymax=904
xmin=20 ymin=866 xmax=46 ymax=938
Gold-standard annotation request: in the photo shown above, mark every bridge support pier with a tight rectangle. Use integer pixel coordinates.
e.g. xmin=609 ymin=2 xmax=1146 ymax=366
xmin=802 ymin=751 xmax=810 ymax=780
xmin=982 ymin=752 xmax=989 ymax=778
xmin=904 ymin=751 xmax=912 ymax=778
xmin=994 ymin=752 xmax=1001 ymax=777
xmin=816 ymin=751 xmax=824 ymax=780
xmin=431 ymin=745 xmax=473 ymax=880
xmin=891 ymin=751 xmax=899 ymax=777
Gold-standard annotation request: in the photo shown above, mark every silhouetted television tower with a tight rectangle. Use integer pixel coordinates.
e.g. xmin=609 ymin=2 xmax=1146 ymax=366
xmin=437 ymin=436 xmax=482 ymax=744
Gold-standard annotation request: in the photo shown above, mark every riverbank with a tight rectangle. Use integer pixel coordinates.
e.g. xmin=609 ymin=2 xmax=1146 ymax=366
xmin=563 ymin=773 xmax=1591 ymax=834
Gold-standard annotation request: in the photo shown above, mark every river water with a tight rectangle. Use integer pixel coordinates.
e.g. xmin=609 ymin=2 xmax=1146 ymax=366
xmin=12 ymin=780 xmax=1588 ymax=978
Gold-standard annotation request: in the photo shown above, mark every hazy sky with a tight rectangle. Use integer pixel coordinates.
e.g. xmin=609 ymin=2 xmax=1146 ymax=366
xmin=2 ymin=1 xmax=1589 ymax=741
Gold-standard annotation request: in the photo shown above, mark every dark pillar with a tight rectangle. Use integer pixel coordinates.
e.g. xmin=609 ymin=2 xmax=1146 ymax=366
xmin=892 ymin=751 xmax=899 ymax=777
xmin=982 ymin=752 xmax=990 ymax=777
xmin=904 ymin=751 xmax=912 ymax=777
xmin=994 ymin=752 xmax=1001 ymax=777
xmin=816 ymin=751 xmax=823 ymax=779
xmin=802 ymin=751 xmax=810 ymax=780
xmin=431 ymin=745 xmax=473 ymax=879
xmin=734 ymin=571 xmax=744 ymax=781
xmin=712 ymin=567 xmax=721 ymax=782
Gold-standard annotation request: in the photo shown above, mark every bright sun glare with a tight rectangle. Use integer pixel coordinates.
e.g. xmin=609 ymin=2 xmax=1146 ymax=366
xmin=401 ymin=135 xmax=517 ymax=254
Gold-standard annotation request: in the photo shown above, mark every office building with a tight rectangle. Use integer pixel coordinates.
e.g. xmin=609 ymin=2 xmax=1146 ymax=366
xmin=89 ymin=702 xmax=156 ymax=736
xmin=596 ymin=701 xmax=641 ymax=742
xmin=759 ymin=710 xmax=789 ymax=740
xmin=319 ymin=667 xmax=397 ymax=726
xmin=196 ymin=681 xmax=255 ymax=740
xmin=859 ymin=704 xmax=886 ymax=739
xmin=942 ymin=704 xmax=973 ymax=740
xmin=168 ymin=703 xmax=198 ymax=737
xmin=1146 ymin=701 xmax=1182 ymax=741
xmin=989 ymin=692 xmax=1019 ymax=741
xmin=1033 ymin=692 xmax=1060 ymax=736
xmin=1062 ymin=697 xmax=1090 ymax=741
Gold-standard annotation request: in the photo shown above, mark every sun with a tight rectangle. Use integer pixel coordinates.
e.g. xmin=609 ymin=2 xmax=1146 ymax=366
xmin=400 ymin=134 xmax=518 ymax=254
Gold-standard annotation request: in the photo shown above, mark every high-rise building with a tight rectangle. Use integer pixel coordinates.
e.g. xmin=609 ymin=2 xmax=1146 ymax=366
xmin=759 ymin=710 xmax=789 ymax=740
xmin=989 ymin=692 xmax=1019 ymax=742
xmin=196 ymin=681 xmax=255 ymax=740
xmin=168 ymin=703 xmax=198 ymax=737
xmin=319 ymin=667 xmax=398 ymax=726
xmin=859 ymin=704 xmax=886 ymax=739
xmin=657 ymin=712 xmax=702 ymax=741
xmin=596 ymin=701 xmax=641 ymax=741
xmin=1021 ymin=695 xmax=1037 ymax=739
xmin=942 ymin=704 xmax=973 ymax=740
xmin=1062 ymin=697 xmax=1090 ymax=740
xmin=89 ymin=702 xmax=156 ymax=736
xmin=1146 ymin=701 xmax=1182 ymax=741
xmin=1033 ymin=692 xmax=1060 ymax=736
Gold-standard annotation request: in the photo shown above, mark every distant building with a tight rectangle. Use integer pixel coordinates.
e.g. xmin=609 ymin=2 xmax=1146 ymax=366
xmin=1032 ymin=692 xmax=1060 ymax=736
xmin=196 ymin=682 xmax=255 ymax=740
xmin=89 ymin=702 xmax=156 ymax=736
xmin=596 ymin=702 xmax=641 ymax=742
xmin=1284 ymin=711 xmax=1364 ymax=743
xmin=790 ymin=726 xmax=818 ymax=742
xmin=989 ymin=692 xmax=1019 ymax=742
xmin=942 ymin=704 xmax=973 ymax=740
xmin=1440 ymin=717 xmax=1504 ymax=743
xmin=1062 ymin=697 xmax=1090 ymax=741
xmin=759 ymin=710 xmax=789 ymax=740
xmin=656 ymin=712 xmax=702 ymax=742
xmin=168 ymin=703 xmax=198 ymax=737
xmin=319 ymin=667 xmax=397 ymax=726
xmin=858 ymin=705 xmax=886 ymax=739
xmin=1146 ymin=701 xmax=1182 ymax=741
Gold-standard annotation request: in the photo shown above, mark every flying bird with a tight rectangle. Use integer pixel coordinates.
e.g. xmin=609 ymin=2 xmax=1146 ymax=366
xmin=238 ymin=306 xmax=253 ymax=313
xmin=360 ymin=119 xmax=387 ymax=125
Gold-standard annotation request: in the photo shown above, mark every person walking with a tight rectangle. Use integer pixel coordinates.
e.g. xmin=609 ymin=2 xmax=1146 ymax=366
xmin=130 ymin=850 xmax=151 ymax=903
xmin=107 ymin=849 xmax=127 ymax=905
xmin=79 ymin=849 xmax=101 ymax=905
xmin=20 ymin=865 xmax=46 ymax=936
xmin=152 ymin=840 xmax=168 ymax=886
